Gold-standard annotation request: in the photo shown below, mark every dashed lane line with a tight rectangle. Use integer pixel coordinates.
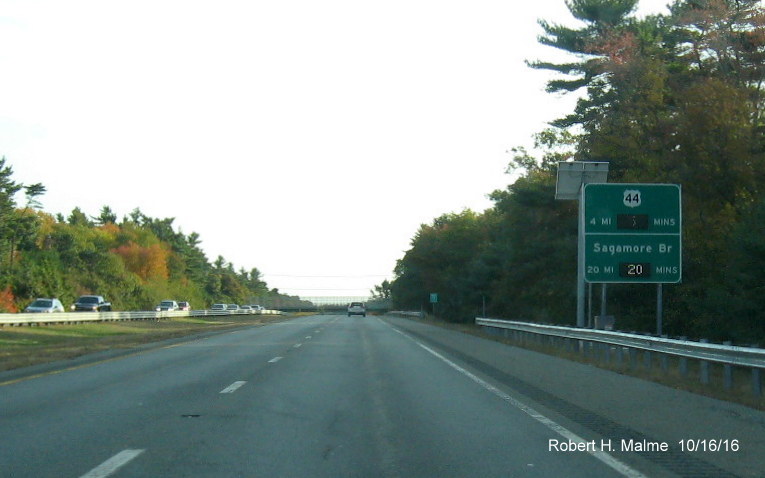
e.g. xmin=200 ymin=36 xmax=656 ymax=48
xmin=219 ymin=381 xmax=247 ymax=394
xmin=79 ymin=449 xmax=145 ymax=478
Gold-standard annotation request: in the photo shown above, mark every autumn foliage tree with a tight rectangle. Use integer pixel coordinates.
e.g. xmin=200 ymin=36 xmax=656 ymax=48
xmin=0 ymin=158 xmax=302 ymax=312
xmin=112 ymin=242 xmax=169 ymax=282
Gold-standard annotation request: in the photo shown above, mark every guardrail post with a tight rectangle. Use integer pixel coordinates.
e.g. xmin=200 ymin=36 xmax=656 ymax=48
xmin=629 ymin=348 xmax=637 ymax=370
xmin=644 ymin=350 xmax=652 ymax=370
xmin=699 ymin=339 xmax=710 ymax=385
xmin=679 ymin=336 xmax=689 ymax=377
xmin=616 ymin=346 xmax=623 ymax=367
xmin=660 ymin=336 xmax=669 ymax=372
xmin=723 ymin=341 xmax=733 ymax=390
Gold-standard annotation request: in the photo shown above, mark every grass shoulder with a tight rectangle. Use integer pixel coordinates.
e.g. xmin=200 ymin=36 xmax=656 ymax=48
xmin=0 ymin=314 xmax=293 ymax=372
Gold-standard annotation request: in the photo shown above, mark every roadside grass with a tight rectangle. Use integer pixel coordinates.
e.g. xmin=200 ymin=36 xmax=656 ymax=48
xmin=0 ymin=314 xmax=293 ymax=372
xmin=399 ymin=314 xmax=765 ymax=411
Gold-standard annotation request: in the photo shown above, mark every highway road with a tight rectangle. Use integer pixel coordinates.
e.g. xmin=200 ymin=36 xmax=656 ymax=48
xmin=1 ymin=314 xmax=763 ymax=477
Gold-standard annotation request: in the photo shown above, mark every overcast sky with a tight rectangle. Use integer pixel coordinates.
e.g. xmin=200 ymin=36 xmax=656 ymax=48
xmin=1 ymin=0 xmax=671 ymax=298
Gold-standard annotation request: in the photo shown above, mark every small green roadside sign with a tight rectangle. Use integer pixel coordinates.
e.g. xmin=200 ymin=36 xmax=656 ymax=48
xmin=584 ymin=184 xmax=681 ymax=283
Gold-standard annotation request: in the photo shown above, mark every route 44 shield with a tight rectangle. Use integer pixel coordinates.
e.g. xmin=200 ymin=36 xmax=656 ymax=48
xmin=623 ymin=189 xmax=641 ymax=208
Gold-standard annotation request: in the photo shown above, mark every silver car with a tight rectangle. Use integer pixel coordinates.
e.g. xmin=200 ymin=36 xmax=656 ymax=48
xmin=24 ymin=298 xmax=65 ymax=313
xmin=155 ymin=300 xmax=179 ymax=311
xmin=347 ymin=302 xmax=366 ymax=317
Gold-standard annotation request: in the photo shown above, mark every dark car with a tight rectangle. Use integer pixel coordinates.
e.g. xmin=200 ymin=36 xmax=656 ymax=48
xmin=71 ymin=295 xmax=112 ymax=312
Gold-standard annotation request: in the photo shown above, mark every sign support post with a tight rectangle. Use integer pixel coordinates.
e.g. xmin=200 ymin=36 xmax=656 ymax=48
xmin=657 ymin=283 xmax=664 ymax=335
xmin=555 ymin=161 xmax=610 ymax=328
xmin=577 ymin=185 xmax=586 ymax=327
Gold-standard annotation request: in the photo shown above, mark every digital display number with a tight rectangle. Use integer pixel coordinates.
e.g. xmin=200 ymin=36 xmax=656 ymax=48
xmin=620 ymin=262 xmax=651 ymax=278
xmin=617 ymin=214 xmax=649 ymax=230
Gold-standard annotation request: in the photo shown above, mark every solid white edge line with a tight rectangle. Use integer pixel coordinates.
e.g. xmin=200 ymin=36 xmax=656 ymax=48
xmin=293 ymin=343 xmax=302 ymax=348
xmin=268 ymin=356 xmax=283 ymax=363
xmin=220 ymin=381 xmax=247 ymax=394
xmin=79 ymin=449 xmax=145 ymax=478
xmin=388 ymin=326 xmax=647 ymax=478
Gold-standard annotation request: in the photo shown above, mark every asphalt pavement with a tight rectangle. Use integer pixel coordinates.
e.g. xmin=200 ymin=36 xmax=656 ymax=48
xmin=0 ymin=314 xmax=762 ymax=477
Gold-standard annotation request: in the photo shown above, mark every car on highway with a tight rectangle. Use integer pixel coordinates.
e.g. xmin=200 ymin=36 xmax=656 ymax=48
xmin=211 ymin=303 xmax=227 ymax=312
xmin=24 ymin=298 xmax=65 ymax=313
xmin=71 ymin=295 xmax=112 ymax=312
xmin=177 ymin=301 xmax=191 ymax=311
xmin=240 ymin=305 xmax=253 ymax=313
xmin=347 ymin=302 xmax=366 ymax=317
xmin=226 ymin=304 xmax=240 ymax=312
xmin=155 ymin=300 xmax=179 ymax=312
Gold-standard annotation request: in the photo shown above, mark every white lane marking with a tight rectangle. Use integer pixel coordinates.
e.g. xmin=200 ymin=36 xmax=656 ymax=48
xmin=305 ymin=336 xmax=312 ymax=340
xmin=293 ymin=343 xmax=302 ymax=348
xmin=79 ymin=449 xmax=145 ymax=478
xmin=220 ymin=381 xmax=247 ymax=394
xmin=389 ymin=327 xmax=647 ymax=478
xmin=268 ymin=356 xmax=283 ymax=363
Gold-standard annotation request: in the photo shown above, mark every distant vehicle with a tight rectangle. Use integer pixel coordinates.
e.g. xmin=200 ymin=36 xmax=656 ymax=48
xmin=71 ymin=295 xmax=112 ymax=312
xmin=240 ymin=305 xmax=253 ymax=313
xmin=250 ymin=304 xmax=264 ymax=312
xmin=211 ymin=303 xmax=227 ymax=311
xmin=24 ymin=298 xmax=65 ymax=313
xmin=177 ymin=301 xmax=191 ymax=311
xmin=155 ymin=300 xmax=179 ymax=312
xmin=347 ymin=302 xmax=366 ymax=317
xmin=226 ymin=304 xmax=240 ymax=312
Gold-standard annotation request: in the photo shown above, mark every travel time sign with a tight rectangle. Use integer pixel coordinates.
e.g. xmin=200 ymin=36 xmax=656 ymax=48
xmin=584 ymin=184 xmax=682 ymax=283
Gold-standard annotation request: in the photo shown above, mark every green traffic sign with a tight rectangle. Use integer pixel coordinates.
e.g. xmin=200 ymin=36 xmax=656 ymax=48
xmin=584 ymin=184 xmax=681 ymax=283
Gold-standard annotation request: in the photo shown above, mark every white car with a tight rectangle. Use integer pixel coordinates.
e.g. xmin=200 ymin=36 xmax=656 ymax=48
xmin=347 ymin=302 xmax=366 ymax=317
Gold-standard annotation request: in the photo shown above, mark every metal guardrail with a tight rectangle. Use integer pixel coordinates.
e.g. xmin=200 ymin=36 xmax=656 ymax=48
xmin=390 ymin=310 xmax=425 ymax=319
xmin=476 ymin=318 xmax=765 ymax=369
xmin=0 ymin=309 xmax=283 ymax=326
xmin=475 ymin=317 xmax=764 ymax=397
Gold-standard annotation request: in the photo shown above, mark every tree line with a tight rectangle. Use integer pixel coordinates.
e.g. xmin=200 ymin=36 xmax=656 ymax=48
xmin=0 ymin=157 xmax=310 ymax=312
xmin=389 ymin=0 xmax=765 ymax=344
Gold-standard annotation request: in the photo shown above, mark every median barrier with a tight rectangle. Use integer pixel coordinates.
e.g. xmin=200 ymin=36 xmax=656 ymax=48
xmin=0 ymin=308 xmax=283 ymax=327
